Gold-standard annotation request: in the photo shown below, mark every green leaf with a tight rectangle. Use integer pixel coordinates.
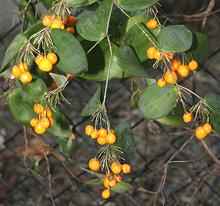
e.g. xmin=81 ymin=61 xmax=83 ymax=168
xmin=115 ymin=122 xmax=136 ymax=160
xmin=47 ymin=109 xmax=72 ymax=138
xmin=158 ymin=25 xmax=193 ymax=52
xmin=189 ymin=32 xmax=209 ymax=63
xmin=210 ymin=112 xmax=220 ymax=134
xmin=81 ymin=86 xmax=102 ymax=116
xmin=116 ymin=45 xmax=149 ymax=77
xmin=125 ymin=16 xmax=161 ymax=62
xmin=1 ymin=34 xmax=27 ymax=72
xmin=67 ymin=0 xmax=97 ymax=7
xmin=24 ymin=23 xmax=44 ymax=38
xmin=49 ymin=73 xmax=68 ymax=88
xmin=138 ymin=84 xmax=177 ymax=119
xmin=76 ymin=0 xmax=113 ymax=41
xmin=40 ymin=0 xmax=53 ymax=9
xmin=115 ymin=0 xmax=158 ymax=11
xmin=51 ymin=29 xmax=88 ymax=75
xmin=81 ymin=41 xmax=148 ymax=80
xmin=9 ymin=88 xmax=35 ymax=125
xmin=158 ymin=103 xmax=186 ymax=127
xmin=112 ymin=181 xmax=132 ymax=193
xmin=19 ymin=0 xmax=36 ymax=23
xmin=59 ymin=136 xmax=73 ymax=157
xmin=34 ymin=157 xmax=43 ymax=173
xmin=204 ymin=92 xmax=220 ymax=113
xmin=22 ymin=79 xmax=47 ymax=103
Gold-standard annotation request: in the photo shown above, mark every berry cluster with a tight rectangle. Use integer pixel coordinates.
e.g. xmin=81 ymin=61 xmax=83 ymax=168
xmin=85 ymin=125 xmax=117 ymax=145
xmin=63 ymin=15 xmax=77 ymax=34
xmin=11 ymin=62 xmax=32 ymax=84
xmin=30 ymin=103 xmax=54 ymax=134
xmin=35 ymin=52 xmax=58 ymax=72
xmin=195 ymin=123 xmax=212 ymax=139
xmin=42 ymin=15 xmax=64 ymax=29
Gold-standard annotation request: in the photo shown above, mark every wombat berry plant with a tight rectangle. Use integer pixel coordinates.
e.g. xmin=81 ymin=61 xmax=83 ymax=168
xmin=1 ymin=0 xmax=219 ymax=202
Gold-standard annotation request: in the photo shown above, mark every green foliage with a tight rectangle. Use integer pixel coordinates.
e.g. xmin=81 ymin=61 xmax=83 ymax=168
xmin=76 ymin=0 xmax=113 ymax=41
xmin=158 ymin=25 xmax=193 ymax=52
xmin=67 ymin=0 xmax=97 ymax=7
xmin=51 ymin=29 xmax=88 ymax=75
xmin=138 ymin=84 xmax=177 ymax=119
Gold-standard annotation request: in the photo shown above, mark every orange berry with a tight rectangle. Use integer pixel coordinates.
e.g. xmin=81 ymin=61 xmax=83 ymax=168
xmin=88 ymin=158 xmax=100 ymax=172
xmin=34 ymin=122 xmax=46 ymax=134
xmin=203 ymin=123 xmax=212 ymax=135
xmin=189 ymin=60 xmax=199 ymax=71
xmin=51 ymin=18 xmax=64 ymax=29
xmin=114 ymin=174 xmax=121 ymax=182
xmin=146 ymin=19 xmax=158 ymax=29
xmin=50 ymin=81 xmax=58 ymax=90
xmin=164 ymin=71 xmax=178 ymax=85
xmin=153 ymin=49 xmax=161 ymax=60
xmin=47 ymin=52 xmax=58 ymax=65
xmin=157 ymin=78 xmax=166 ymax=88
xmin=38 ymin=57 xmax=53 ymax=72
xmin=97 ymin=136 xmax=107 ymax=145
xmin=85 ymin=125 xmax=94 ymax=136
xmin=91 ymin=129 xmax=99 ymax=139
xmin=122 ymin=163 xmax=131 ymax=174
xmin=183 ymin=112 xmax=192 ymax=123
xmin=166 ymin=52 xmax=174 ymax=60
xmin=106 ymin=132 xmax=117 ymax=145
xmin=111 ymin=162 xmax=121 ymax=174
xmin=68 ymin=15 xmax=77 ymax=26
xmin=11 ymin=65 xmax=22 ymax=78
xmin=195 ymin=126 xmax=207 ymax=140
xmin=171 ymin=59 xmax=181 ymax=71
xmin=101 ymin=189 xmax=110 ymax=199
xmin=49 ymin=117 xmax=54 ymax=127
xmin=146 ymin=46 xmax=156 ymax=59
xmin=30 ymin=118 xmax=39 ymax=127
xmin=98 ymin=128 xmax=108 ymax=138
xmin=19 ymin=71 xmax=32 ymax=83
xmin=40 ymin=110 xmax=47 ymax=118
xmin=65 ymin=73 xmax=74 ymax=81
xmin=42 ymin=16 xmax=52 ymax=27
xmin=46 ymin=108 xmax=52 ymax=118
xmin=103 ymin=178 xmax=109 ymax=188
xmin=108 ymin=179 xmax=117 ymax=188
xmin=40 ymin=117 xmax=51 ymax=129
xmin=23 ymin=62 xmax=28 ymax=71
xmin=177 ymin=65 xmax=189 ymax=78
xmin=66 ymin=27 xmax=75 ymax=33
xmin=34 ymin=104 xmax=44 ymax=114
xmin=35 ymin=54 xmax=44 ymax=65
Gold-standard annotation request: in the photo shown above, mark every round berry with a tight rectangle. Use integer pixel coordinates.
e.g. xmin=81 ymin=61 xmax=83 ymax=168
xmin=203 ymin=123 xmax=212 ymax=135
xmin=38 ymin=57 xmax=53 ymax=72
xmin=146 ymin=46 xmax=156 ymax=59
xmin=183 ymin=112 xmax=192 ymax=123
xmin=189 ymin=60 xmax=199 ymax=71
xmin=164 ymin=71 xmax=178 ymax=85
xmin=46 ymin=108 xmax=52 ymax=118
xmin=195 ymin=126 xmax=207 ymax=140
xmin=98 ymin=128 xmax=108 ymax=138
xmin=177 ymin=65 xmax=189 ymax=78
xmin=157 ymin=78 xmax=166 ymax=88
xmin=146 ymin=19 xmax=158 ymax=29
xmin=101 ymin=189 xmax=110 ymax=199
xmin=111 ymin=162 xmax=121 ymax=174
xmin=34 ymin=122 xmax=46 ymax=135
xmin=114 ymin=174 xmax=121 ymax=182
xmin=20 ymin=71 xmax=32 ymax=84
xmin=11 ymin=65 xmax=22 ymax=78
xmin=34 ymin=104 xmax=44 ymax=114
xmin=171 ymin=59 xmax=181 ymax=72
xmin=97 ymin=136 xmax=107 ymax=145
xmin=35 ymin=54 xmax=44 ymax=65
xmin=91 ymin=129 xmax=99 ymax=139
xmin=85 ymin=125 xmax=94 ymax=136
xmin=42 ymin=16 xmax=52 ymax=27
xmin=153 ymin=49 xmax=161 ymax=60
xmin=40 ymin=117 xmax=51 ymax=129
xmin=103 ymin=178 xmax=109 ymax=188
xmin=30 ymin=118 xmax=39 ymax=127
xmin=106 ymin=132 xmax=117 ymax=145
xmin=66 ymin=27 xmax=75 ymax=33
xmin=122 ymin=163 xmax=131 ymax=174
xmin=88 ymin=158 xmax=100 ymax=172
xmin=47 ymin=52 xmax=58 ymax=65
xmin=108 ymin=179 xmax=117 ymax=188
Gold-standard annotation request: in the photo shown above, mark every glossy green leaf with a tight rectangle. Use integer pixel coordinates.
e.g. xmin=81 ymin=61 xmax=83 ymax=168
xmin=210 ymin=112 xmax=220 ymax=134
xmin=24 ymin=23 xmax=44 ymax=38
xmin=158 ymin=103 xmax=186 ymax=127
xmin=22 ymin=79 xmax=47 ymax=103
xmin=47 ymin=109 xmax=72 ymax=138
xmin=49 ymin=73 xmax=68 ymax=88
xmin=76 ymin=0 xmax=113 ymax=41
xmin=9 ymin=88 xmax=35 ymax=125
xmin=115 ymin=122 xmax=135 ymax=160
xmin=112 ymin=181 xmax=132 ymax=193
xmin=40 ymin=0 xmax=53 ymax=9
xmin=81 ymin=86 xmax=102 ymax=116
xmin=138 ymin=84 xmax=177 ymax=119
xmin=204 ymin=92 xmax=220 ymax=113
xmin=115 ymin=0 xmax=158 ymax=11
xmin=67 ymin=0 xmax=97 ymax=7
xmin=1 ymin=34 xmax=26 ymax=72
xmin=190 ymin=32 xmax=209 ymax=63
xmin=51 ymin=29 xmax=88 ymax=75
xmin=158 ymin=25 xmax=193 ymax=52
xmin=125 ymin=16 xmax=160 ymax=62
